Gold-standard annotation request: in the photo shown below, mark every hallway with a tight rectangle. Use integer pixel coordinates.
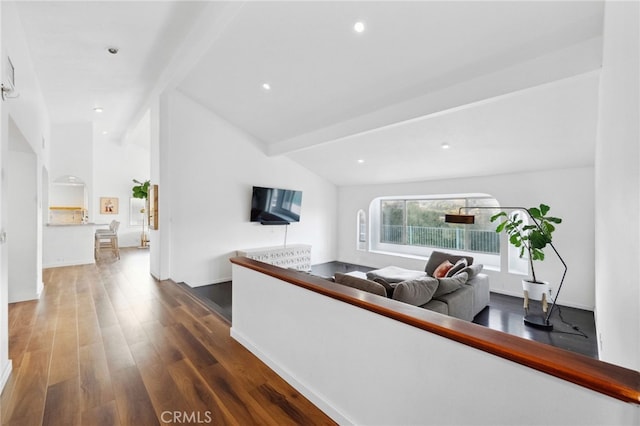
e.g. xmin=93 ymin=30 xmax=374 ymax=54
xmin=1 ymin=249 xmax=333 ymax=425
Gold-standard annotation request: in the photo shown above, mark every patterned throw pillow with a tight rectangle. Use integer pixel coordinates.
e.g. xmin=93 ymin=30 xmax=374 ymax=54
xmin=446 ymin=258 xmax=468 ymax=277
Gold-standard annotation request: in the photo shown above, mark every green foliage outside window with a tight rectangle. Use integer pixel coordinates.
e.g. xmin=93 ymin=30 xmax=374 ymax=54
xmin=380 ymin=197 xmax=500 ymax=254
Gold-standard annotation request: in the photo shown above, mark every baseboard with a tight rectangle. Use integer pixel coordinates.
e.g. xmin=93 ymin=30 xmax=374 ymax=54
xmin=186 ymin=277 xmax=232 ymax=288
xmin=230 ymin=328 xmax=351 ymax=425
xmin=43 ymin=259 xmax=95 ymax=269
xmin=0 ymin=360 xmax=12 ymax=393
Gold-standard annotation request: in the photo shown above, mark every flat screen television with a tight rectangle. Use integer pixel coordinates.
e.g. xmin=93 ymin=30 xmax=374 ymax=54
xmin=251 ymin=186 xmax=302 ymax=224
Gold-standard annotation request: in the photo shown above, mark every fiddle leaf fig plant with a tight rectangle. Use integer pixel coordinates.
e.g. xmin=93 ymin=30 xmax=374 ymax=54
xmin=491 ymin=204 xmax=562 ymax=284
xmin=132 ymin=179 xmax=150 ymax=200
xmin=132 ymin=179 xmax=151 ymax=247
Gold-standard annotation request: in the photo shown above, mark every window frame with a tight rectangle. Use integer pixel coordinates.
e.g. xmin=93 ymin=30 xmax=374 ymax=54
xmin=369 ymin=193 xmax=501 ymax=268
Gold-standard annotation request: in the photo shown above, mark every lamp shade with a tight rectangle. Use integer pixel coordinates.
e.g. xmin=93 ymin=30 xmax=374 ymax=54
xmin=444 ymin=214 xmax=475 ymax=224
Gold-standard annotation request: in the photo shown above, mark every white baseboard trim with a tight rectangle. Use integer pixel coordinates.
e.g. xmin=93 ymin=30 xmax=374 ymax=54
xmin=187 ymin=277 xmax=232 ymax=288
xmin=43 ymin=259 xmax=95 ymax=269
xmin=0 ymin=360 xmax=13 ymax=393
xmin=230 ymin=327 xmax=351 ymax=425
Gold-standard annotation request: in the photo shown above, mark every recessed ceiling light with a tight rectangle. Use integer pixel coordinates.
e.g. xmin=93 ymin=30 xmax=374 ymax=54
xmin=441 ymin=142 xmax=450 ymax=150
xmin=354 ymin=21 xmax=365 ymax=33
xmin=101 ymin=130 xmax=108 ymax=135
xmin=93 ymin=107 xmax=103 ymax=113
xmin=262 ymin=83 xmax=271 ymax=91
xmin=107 ymin=47 xmax=119 ymax=55
xmin=357 ymin=159 xmax=365 ymax=164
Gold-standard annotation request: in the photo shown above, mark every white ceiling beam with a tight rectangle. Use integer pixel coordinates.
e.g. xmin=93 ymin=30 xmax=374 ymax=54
xmin=268 ymin=36 xmax=602 ymax=157
xmin=123 ymin=2 xmax=247 ymax=146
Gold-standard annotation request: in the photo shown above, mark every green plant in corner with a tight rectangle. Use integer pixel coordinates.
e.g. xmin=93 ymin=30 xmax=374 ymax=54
xmin=132 ymin=179 xmax=150 ymax=247
xmin=491 ymin=204 xmax=562 ymax=284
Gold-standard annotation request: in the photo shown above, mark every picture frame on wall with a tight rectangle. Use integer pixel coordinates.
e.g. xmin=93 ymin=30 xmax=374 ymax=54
xmin=100 ymin=197 xmax=119 ymax=214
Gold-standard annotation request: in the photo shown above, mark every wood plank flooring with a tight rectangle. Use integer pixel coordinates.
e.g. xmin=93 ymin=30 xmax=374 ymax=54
xmin=1 ymin=249 xmax=335 ymax=426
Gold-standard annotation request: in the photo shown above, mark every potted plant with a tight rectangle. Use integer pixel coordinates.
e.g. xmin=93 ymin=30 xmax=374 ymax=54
xmin=132 ymin=179 xmax=150 ymax=247
xmin=491 ymin=204 xmax=562 ymax=312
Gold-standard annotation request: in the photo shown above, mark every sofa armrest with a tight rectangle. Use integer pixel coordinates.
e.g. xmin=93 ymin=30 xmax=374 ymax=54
xmin=431 ymin=285 xmax=474 ymax=321
xmin=467 ymin=273 xmax=490 ymax=317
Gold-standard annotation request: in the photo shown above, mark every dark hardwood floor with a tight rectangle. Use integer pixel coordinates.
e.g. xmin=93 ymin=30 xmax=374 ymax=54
xmin=189 ymin=283 xmax=232 ymax=325
xmin=473 ymin=292 xmax=597 ymax=358
xmin=190 ymin=261 xmax=598 ymax=360
xmin=1 ymin=248 xmax=335 ymax=426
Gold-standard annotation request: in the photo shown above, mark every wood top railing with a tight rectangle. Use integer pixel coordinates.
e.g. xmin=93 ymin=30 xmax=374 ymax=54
xmin=230 ymin=256 xmax=640 ymax=404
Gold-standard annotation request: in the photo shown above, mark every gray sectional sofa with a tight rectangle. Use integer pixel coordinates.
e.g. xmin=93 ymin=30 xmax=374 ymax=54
xmin=333 ymin=251 xmax=490 ymax=321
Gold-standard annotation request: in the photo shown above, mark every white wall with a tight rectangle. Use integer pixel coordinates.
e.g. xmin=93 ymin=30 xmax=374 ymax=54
xmin=153 ymin=90 xmax=337 ymax=286
xmin=1 ymin=2 xmax=50 ymax=167
xmin=0 ymin=0 xmax=52 ymax=391
xmin=47 ymin=120 xmax=151 ymax=249
xmin=149 ymin=97 xmax=168 ymax=280
xmin=232 ymin=264 xmax=639 ymax=425
xmin=594 ymin=0 xmax=639 ymax=371
xmin=50 ymin=122 xmax=93 ymax=213
xmin=7 ymin=124 xmax=40 ymax=302
xmin=92 ymin=129 xmax=150 ymax=248
xmin=338 ymin=167 xmax=595 ymax=310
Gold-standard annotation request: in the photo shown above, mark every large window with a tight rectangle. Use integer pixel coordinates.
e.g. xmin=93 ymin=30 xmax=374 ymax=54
xmin=374 ymin=195 xmax=500 ymax=258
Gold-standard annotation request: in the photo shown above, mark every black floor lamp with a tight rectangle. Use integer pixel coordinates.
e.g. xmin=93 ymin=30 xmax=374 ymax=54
xmin=445 ymin=206 xmax=567 ymax=330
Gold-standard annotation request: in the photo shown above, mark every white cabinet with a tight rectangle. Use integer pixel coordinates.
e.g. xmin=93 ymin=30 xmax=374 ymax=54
xmin=237 ymin=244 xmax=311 ymax=271
xmin=44 ymin=224 xmax=95 ymax=267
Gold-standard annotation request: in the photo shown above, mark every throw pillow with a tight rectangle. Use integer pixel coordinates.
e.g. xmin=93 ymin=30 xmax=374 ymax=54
xmin=371 ymin=277 xmax=395 ymax=297
xmin=434 ymin=272 xmax=468 ymax=298
xmin=455 ymin=264 xmax=484 ymax=280
xmin=424 ymin=251 xmax=474 ymax=276
xmin=433 ymin=260 xmax=454 ymax=278
xmin=392 ymin=276 xmax=439 ymax=306
xmin=334 ymin=273 xmax=387 ymax=297
xmin=446 ymin=258 xmax=468 ymax=277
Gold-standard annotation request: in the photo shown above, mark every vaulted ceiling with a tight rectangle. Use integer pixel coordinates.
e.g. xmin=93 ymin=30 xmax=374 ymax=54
xmin=15 ymin=1 xmax=604 ymax=185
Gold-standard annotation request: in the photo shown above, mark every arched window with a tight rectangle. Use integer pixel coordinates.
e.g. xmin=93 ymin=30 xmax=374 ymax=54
xmin=356 ymin=209 xmax=367 ymax=251
xmin=369 ymin=194 xmax=500 ymax=268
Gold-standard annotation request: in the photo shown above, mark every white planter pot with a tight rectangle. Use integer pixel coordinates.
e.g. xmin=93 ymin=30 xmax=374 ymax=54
xmin=522 ymin=279 xmax=550 ymax=312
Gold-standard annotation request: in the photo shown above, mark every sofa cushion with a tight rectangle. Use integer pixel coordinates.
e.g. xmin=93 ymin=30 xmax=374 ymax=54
xmin=425 ymin=251 xmax=474 ymax=277
xmin=334 ymin=273 xmax=387 ymax=297
xmin=433 ymin=272 xmax=468 ymax=298
xmin=366 ymin=266 xmax=426 ymax=283
xmin=392 ymin=276 xmax=439 ymax=306
xmin=419 ymin=299 xmax=448 ymax=315
xmin=455 ymin=264 xmax=483 ymax=280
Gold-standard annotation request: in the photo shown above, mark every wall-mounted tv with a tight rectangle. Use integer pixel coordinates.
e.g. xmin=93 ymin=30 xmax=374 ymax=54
xmin=251 ymin=186 xmax=302 ymax=224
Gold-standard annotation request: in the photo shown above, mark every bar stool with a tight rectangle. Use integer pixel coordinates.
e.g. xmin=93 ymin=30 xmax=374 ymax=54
xmin=95 ymin=220 xmax=120 ymax=260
